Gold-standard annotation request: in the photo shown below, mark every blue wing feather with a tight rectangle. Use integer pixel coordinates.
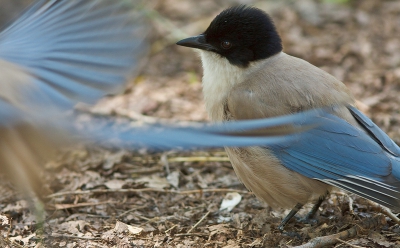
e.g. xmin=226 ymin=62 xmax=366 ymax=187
xmin=268 ymin=108 xmax=400 ymax=210
xmin=349 ymin=106 xmax=400 ymax=156
xmin=81 ymin=108 xmax=326 ymax=150
xmin=0 ymin=0 xmax=147 ymax=110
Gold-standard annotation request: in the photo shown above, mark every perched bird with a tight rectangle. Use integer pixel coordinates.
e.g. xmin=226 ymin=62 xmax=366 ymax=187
xmin=177 ymin=5 xmax=400 ymax=230
xmin=0 ymin=1 xmax=322 ymax=199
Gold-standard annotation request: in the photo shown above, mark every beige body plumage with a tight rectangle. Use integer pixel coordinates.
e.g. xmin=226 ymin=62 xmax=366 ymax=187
xmin=201 ymin=51 xmax=357 ymax=208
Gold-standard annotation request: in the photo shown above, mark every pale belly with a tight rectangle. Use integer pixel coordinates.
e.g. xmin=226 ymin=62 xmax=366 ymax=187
xmin=225 ymin=146 xmax=332 ymax=208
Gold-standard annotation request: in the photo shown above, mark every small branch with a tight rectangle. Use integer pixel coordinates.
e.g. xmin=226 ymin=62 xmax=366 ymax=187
xmin=51 ymin=233 xmax=97 ymax=240
xmin=127 ymin=166 xmax=163 ymax=174
xmin=187 ymin=211 xmax=210 ymax=233
xmin=168 ymin=157 xmax=230 ymax=162
xmin=122 ymin=156 xmax=230 ymax=174
xmin=292 ymin=214 xmax=386 ymax=248
xmin=174 ymin=233 xmax=208 ymax=237
xmin=367 ymin=201 xmax=400 ymax=225
xmin=125 ymin=154 xmax=228 ymax=163
xmin=131 ymin=213 xmax=152 ymax=222
xmin=347 ymin=196 xmax=354 ymax=215
xmin=161 ymin=153 xmax=171 ymax=175
xmin=165 ymin=224 xmax=178 ymax=233
xmin=118 ymin=205 xmax=149 ymax=218
xmin=54 ymin=201 xmax=117 ymax=210
xmin=335 ymin=238 xmax=364 ymax=248
xmin=333 ymin=192 xmax=359 ymax=220
xmin=47 ymin=188 xmax=249 ymax=199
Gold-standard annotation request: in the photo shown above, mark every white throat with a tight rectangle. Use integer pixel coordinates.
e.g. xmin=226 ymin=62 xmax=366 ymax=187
xmin=199 ymin=51 xmax=246 ymax=121
xmin=199 ymin=51 xmax=280 ymax=121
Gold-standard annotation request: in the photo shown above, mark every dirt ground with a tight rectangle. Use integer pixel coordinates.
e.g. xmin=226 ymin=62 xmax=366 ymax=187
xmin=1 ymin=0 xmax=400 ymax=247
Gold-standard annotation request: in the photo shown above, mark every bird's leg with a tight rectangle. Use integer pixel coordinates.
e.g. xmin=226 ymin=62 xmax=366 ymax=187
xmin=278 ymin=197 xmax=326 ymax=232
xmin=298 ymin=193 xmax=328 ymax=225
xmin=278 ymin=203 xmax=303 ymax=232
xmin=304 ymin=197 xmax=324 ymax=220
xmin=292 ymin=197 xmax=325 ymax=227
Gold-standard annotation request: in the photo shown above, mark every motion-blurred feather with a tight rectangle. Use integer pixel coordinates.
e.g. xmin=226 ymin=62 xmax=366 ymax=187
xmin=0 ymin=0 xmax=147 ymax=197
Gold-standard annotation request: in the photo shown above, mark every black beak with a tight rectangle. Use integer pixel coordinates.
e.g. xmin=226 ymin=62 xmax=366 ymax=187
xmin=176 ymin=34 xmax=214 ymax=51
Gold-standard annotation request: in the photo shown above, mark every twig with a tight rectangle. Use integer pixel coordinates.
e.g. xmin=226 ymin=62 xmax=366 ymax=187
xmin=292 ymin=214 xmax=386 ymax=248
xmin=174 ymin=233 xmax=208 ymax=237
xmin=347 ymin=196 xmax=354 ymax=214
xmin=334 ymin=191 xmax=353 ymax=213
xmin=53 ymin=201 xmax=117 ymax=210
xmin=187 ymin=211 xmax=210 ymax=233
xmin=127 ymin=155 xmax=229 ymax=164
xmin=168 ymin=157 xmax=230 ymax=162
xmin=127 ymin=166 xmax=163 ymax=174
xmin=161 ymin=152 xmax=171 ymax=174
xmin=51 ymin=233 xmax=97 ymax=240
xmin=47 ymin=188 xmax=250 ymax=198
xmin=125 ymin=157 xmax=230 ymax=174
xmin=118 ymin=205 xmax=149 ymax=218
xmin=165 ymin=224 xmax=178 ymax=233
xmin=335 ymin=238 xmax=364 ymax=248
xmin=367 ymin=201 xmax=400 ymax=225
xmin=334 ymin=192 xmax=360 ymax=220
xmin=131 ymin=213 xmax=152 ymax=222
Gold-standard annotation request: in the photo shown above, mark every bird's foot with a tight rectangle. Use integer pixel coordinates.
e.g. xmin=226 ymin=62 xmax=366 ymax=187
xmin=280 ymin=231 xmax=303 ymax=239
xmin=295 ymin=216 xmax=319 ymax=226
xmin=277 ymin=221 xmax=303 ymax=239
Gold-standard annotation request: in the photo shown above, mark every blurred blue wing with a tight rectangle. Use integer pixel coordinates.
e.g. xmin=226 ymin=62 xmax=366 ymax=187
xmin=268 ymin=107 xmax=400 ymax=210
xmin=81 ymin=107 xmax=328 ymax=150
xmin=0 ymin=0 xmax=147 ymax=196
xmin=0 ymin=0 xmax=147 ymax=114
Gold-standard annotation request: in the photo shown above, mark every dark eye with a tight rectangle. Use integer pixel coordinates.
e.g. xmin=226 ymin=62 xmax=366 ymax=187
xmin=221 ymin=40 xmax=232 ymax=49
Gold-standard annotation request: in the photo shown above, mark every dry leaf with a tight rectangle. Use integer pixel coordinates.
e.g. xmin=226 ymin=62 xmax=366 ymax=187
xmin=115 ymin=221 xmax=143 ymax=235
xmin=219 ymin=192 xmax=242 ymax=212
xmin=104 ymin=179 xmax=126 ymax=189
xmin=167 ymin=171 xmax=180 ymax=188
xmin=135 ymin=175 xmax=170 ymax=189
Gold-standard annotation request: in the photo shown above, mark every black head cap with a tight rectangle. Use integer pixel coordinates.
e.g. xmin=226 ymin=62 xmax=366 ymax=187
xmin=177 ymin=5 xmax=282 ymax=67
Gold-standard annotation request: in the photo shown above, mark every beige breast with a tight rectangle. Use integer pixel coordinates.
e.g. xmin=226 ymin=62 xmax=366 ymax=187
xmin=201 ymin=51 xmax=357 ymax=208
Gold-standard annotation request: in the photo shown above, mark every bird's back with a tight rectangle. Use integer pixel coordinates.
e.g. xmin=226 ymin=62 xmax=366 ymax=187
xmin=226 ymin=52 xmax=356 ymax=122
